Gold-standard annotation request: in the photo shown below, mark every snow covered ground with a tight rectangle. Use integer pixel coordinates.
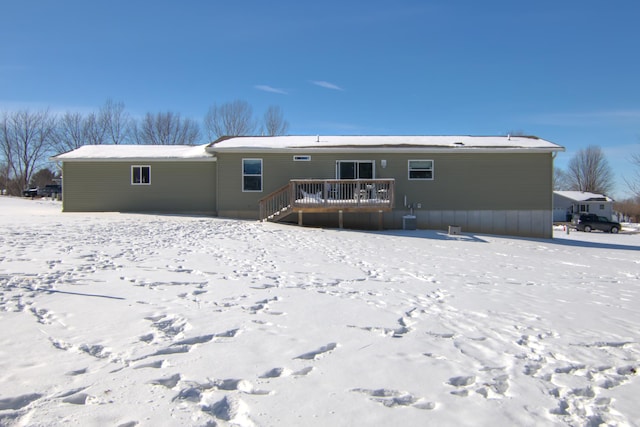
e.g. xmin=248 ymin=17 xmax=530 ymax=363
xmin=0 ymin=196 xmax=638 ymax=427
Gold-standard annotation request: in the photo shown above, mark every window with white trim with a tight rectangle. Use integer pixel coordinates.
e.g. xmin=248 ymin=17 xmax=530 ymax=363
xmin=131 ymin=165 xmax=151 ymax=185
xmin=242 ymin=158 xmax=262 ymax=192
xmin=408 ymin=160 xmax=434 ymax=180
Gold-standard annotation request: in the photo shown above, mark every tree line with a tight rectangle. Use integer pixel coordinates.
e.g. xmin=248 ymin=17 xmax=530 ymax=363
xmin=1 ymin=100 xmax=289 ymax=196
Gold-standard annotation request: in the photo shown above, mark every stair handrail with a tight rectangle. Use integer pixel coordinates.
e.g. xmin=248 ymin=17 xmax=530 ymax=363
xmin=259 ymin=182 xmax=292 ymax=221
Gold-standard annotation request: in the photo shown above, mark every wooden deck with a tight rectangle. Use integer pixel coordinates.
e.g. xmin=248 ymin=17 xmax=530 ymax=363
xmin=259 ymin=179 xmax=395 ymax=225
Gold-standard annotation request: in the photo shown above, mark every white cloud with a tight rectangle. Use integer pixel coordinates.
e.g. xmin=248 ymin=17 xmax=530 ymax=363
xmin=254 ymin=85 xmax=288 ymax=95
xmin=311 ymin=80 xmax=344 ymax=91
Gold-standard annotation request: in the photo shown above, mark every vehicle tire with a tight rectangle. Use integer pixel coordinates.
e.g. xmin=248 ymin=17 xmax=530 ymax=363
xmin=584 ymin=225 xmax=592 ymax=232
xmin=610 ymin=226 xmax=619 ymax=234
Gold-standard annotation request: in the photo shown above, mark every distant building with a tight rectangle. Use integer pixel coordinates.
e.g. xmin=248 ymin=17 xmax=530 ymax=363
xmin=553 ymin=191 xmax=614 ymax=222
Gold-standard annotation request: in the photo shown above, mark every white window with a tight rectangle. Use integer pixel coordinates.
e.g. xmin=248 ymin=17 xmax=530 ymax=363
xmin=131 ymin=165 xmax=151 ymax=185
xmin=242 ymin=159 xmax=262 ymax=192
xmin=408 ymin=160 xmax=434 ymax=180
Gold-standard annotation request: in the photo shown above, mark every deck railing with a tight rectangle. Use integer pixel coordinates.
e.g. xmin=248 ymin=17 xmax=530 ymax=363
xmin=259 ymin=179 xmax=395 ymax=221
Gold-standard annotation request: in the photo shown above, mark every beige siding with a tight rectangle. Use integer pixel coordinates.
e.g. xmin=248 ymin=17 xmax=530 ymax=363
xmin=383 ymin=152 xmax=553 ymax=210
xmin=217 ymin=151 xmax=554 ymax=213
xmin=216 ymin=152 xmax=337 ymax=217
xmin=62 ymin=161 xmax=216 ymax=214
xmin=215 ymin=151 xmax=554 ymax=237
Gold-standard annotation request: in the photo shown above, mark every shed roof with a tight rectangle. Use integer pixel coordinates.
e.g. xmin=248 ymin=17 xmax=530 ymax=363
xmin=51 ymin=144 xmax=214 ymax=162
xmin=208 ymin=135 xmax=564 ymax=152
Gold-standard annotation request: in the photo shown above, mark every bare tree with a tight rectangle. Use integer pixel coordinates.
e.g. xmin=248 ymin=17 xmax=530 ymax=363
xmin=1 ymin=161 xmax=10 ymax=194
xmin=204 ymin=100 xmax=257 ymax=141
xmin=565 ymin=145 xmax=615 ymax=195
xmin=101 ymin=99 xmax=131 ymax=145
xmin=627 ymin=150 xmax=640 ymax=199
xmin=52 ymin=99 xmax=131 ymax=153
xmin=1 ymin=110 xmax=57 ymax=194
xmin=83 ymin=112 xmax=107 ymax=145
xmin=553 ymin=167 xmax=571 ymax=190
xmin=133 ymin=111 xmax=201 ymax=145
xmin=53 ymin=112 xmax=86 ymax=154
xmin=262 ymin=105 xmax=289 ymax=136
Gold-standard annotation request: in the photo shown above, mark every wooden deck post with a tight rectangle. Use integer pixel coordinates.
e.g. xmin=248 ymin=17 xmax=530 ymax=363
xmin=298 ymin=210 xmax=303 ymax=226
xmin=338 ymin=210 xmax=344 ymax=229
xmin=378 ymin=210 xmax=383 ymax=230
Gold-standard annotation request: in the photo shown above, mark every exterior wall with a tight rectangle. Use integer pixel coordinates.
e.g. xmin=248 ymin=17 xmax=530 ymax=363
xmin=61 ymin=161 xmax=216 ymax=214
xmin=216 ymin=151 xmax=555 ymax=238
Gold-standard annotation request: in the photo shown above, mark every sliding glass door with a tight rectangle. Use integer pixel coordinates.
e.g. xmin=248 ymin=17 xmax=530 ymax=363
xmin=337 ymin=161 xmax=374 ymax=179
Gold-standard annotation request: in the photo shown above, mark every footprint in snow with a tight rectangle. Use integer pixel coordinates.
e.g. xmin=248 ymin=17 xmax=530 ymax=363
xmin=211 ymin=378 xmax=270 ymax=395
xmin=148 ymin=315 xmax=188 ymax=338
xmin=30 ymin=306 xmax=54 ymax=324
xmin=134 ymin=360 xmax=164 ymax=369
xmin=351 ymin=388 xmax=436 ymax=410
xmin=259 ymin=367 xmax=291 ymax=378
xmin=149 ymin=373 xmax=181 ymax=389
xmin=172 ymin=334 xmax=215 ymax=346
xmin=62 ymin=393 xmax=92 ymax=405
xmin=202 ymin=394 xmax=252 ymax=424
xmin=0 ymin=393 xmax=43 ymax=411
xmin=448 ymin=375 xmax=476 ymax=387
xmin=79 ymin=344 xmax=111 ymax=359
xmin=476 ymin=374 xmax=510 ymax=398
xmin=294 ymin=343 xmax=338 ymax=360
xmin=259 ymin=366 xmax=314 ymax=378
xmin=172 ymin=379 xmax=270 ymax=404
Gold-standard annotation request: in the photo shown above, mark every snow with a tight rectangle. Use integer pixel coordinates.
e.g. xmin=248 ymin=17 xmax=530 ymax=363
xmin=52 ymin=144 xmax=213 ymax=161
xmin=51 ymin=136 xmax=563 ymax=162
xmin=1 ymin=196 xmax=638 ymax=426
xmin=555 ymin=191 xmax=613 ymax=202
xmin=210 ymin=135 xmax=564 ymax=152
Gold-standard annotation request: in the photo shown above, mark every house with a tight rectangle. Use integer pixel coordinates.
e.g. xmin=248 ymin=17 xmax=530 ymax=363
xmin=51 ymin=135 xmax=564 ymax=238
xmin=553 ymin=191 xmax=614 ymax=223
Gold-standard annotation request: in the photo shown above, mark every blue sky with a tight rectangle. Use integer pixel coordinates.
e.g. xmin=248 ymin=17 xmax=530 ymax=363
xmin=2 ymin=1 xmax=640 ymax=198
